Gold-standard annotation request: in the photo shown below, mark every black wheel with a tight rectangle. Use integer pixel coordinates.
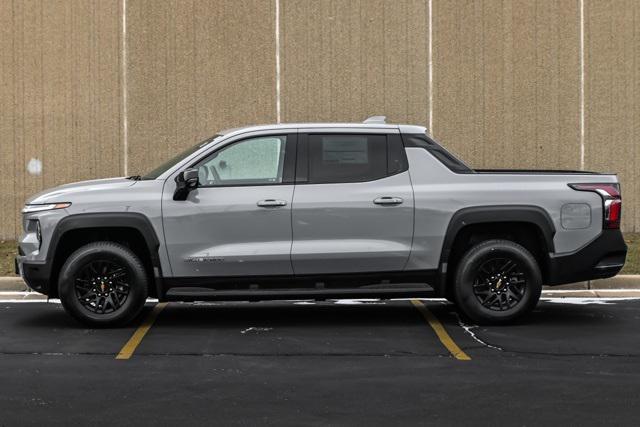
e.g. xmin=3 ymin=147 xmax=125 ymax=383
xmin=453 ymin=239 xmax=541 ymax=325
xmin=58 ymin=242 xmax=148 ymax=327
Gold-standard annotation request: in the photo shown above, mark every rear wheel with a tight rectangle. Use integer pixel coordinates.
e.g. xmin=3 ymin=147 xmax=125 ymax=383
xmin=58 ymin=242 xmax=148 ymax=327
xmin=453 ymin=239 xmax=541 ymax=325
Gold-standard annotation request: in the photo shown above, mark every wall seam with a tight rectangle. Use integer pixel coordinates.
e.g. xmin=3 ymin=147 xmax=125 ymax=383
xmin=275 ymin=0 xmax=281 ymax=123
xmin=40 ymin=3 xmax=44 ymax=190
xmin=427 ymin=0 xmax=433 ymax=133
xmin=121 ymin=0 xmax=128 ymax=176
xmin=11 ymin=0 xmax=17 ymax=237
xmin=579 ymin=0 xmax=585 ymax=170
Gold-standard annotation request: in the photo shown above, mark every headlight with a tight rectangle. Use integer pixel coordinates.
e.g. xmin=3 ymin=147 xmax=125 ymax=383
xmin=22 ymin=202 xmax=71 ymax=213
xmin=35 ymin=220 xmax=42 ymax=248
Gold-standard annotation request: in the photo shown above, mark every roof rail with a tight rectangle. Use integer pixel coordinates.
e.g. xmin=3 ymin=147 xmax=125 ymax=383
xmin=363 ymin=115 xmax=387 ymax=124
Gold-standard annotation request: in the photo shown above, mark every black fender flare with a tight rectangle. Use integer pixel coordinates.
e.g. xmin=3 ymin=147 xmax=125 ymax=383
xmin=436 ymin=205 xmax=556 ymax=295
xmin=47 ymin=212 xmax=164 ymax=297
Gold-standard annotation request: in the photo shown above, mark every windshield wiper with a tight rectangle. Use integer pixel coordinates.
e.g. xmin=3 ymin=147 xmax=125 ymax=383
xmin=126 ymin=175 xmax=142 ymax=180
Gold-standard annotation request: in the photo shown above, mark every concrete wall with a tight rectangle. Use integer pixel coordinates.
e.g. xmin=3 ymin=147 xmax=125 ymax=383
xmin=433 ymin=0 xmax=581 ymax=170
xmin=584 ymin=0 xmax=640 ymax=235
xmin=126 ymin=0 xmax=277 ymax=174
xmin=1 ymin=0 xmax=122 ymax=239
xmin=1 ymin=0 xmax=638 ymax=238
xmin=280 ymin=0 xmax=429 ymax=125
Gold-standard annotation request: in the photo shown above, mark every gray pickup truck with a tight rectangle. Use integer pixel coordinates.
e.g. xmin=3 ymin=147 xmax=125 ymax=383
xmin=16 ymin=117 xmax=626 ymax=326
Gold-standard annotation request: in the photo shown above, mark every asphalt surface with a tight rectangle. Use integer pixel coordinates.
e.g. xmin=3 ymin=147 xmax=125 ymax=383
xmin=1 ymin=297 xmax=639 ymax=426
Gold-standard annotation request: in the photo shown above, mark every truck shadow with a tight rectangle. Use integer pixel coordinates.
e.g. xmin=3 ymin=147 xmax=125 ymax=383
xmin=14 ymin=299 xmax=627 ymax=331
xmin=155 ymin=301 xmax=424 ymax=330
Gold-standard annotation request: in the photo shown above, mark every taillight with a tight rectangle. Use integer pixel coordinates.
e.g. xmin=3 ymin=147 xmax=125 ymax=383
xmin=569 ymin=183 xmax=622 ymax=229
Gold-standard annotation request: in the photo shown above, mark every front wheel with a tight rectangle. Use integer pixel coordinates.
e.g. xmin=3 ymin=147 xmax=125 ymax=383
xmin=58 ymin=242 xmax=148 ymax=327
xmin=453 ymin=239 xmax=542 ymax=325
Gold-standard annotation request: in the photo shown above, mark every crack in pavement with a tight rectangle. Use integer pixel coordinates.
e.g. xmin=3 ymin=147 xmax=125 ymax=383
xmin=453 ymin=312 xmax=504 ymax=351
xmin=439 ymin=305 xmax=640 ymax=359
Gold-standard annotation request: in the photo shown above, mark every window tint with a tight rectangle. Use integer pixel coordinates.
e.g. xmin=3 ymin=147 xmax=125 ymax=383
xmin=307 ymin=134 xmax=388 ymax=184
xmin=404 ymin=134 xmax=474 ymax=174
xmin=196 ymin=135 xmax=287 ymax=186
xmin=387 ymin=134 xmax=409 ymax=175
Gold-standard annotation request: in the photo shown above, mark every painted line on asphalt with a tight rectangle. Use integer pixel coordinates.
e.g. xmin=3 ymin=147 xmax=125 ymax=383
xmin=411 ymin=299 xmax=471 ymax=361
xmin=116 ymin=303 xmax=168 ymax=360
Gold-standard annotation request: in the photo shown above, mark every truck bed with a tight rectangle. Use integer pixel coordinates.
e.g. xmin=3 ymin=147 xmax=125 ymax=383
xmin=474 ymin=169 xmax=602 ymax=175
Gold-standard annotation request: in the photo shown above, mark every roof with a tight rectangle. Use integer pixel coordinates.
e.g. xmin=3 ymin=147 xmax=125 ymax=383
xmin=217 ymin=122 xmax=427 ymax=138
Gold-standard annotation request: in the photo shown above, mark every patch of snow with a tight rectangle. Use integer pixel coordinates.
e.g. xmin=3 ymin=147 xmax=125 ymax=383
xmin=542 ymin=297 xmax=640 ymax=305
xmin=240 ymin=327 xmax=273 ymax=334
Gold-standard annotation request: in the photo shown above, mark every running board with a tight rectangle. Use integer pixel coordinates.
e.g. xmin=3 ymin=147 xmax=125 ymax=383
xmin=164 ymin=286 xmax=437 ymax=302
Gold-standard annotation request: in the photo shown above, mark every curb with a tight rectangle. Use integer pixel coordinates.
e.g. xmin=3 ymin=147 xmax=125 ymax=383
xmin=549 ymin=275 xmax=640 ymax=291
xmin=2 ymin=275 xmax=640 ymax=295
xmin=0 ymin=277 xmax=29 ymax=292
xmin=541 ymin=289 xmax=640 ymax=298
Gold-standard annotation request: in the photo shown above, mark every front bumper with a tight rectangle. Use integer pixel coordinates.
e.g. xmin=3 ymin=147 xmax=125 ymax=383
xmin=15 ymin=256 xmax=51 ymax=295
xmin=547 ymin=229 xmax=627 ymax=286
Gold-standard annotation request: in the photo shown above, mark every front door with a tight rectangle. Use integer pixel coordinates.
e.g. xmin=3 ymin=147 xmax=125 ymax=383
xmin=163 ymin=133 xmax=296 ymax=278
xmin=291 ymin=131 xmax=414 ymax=275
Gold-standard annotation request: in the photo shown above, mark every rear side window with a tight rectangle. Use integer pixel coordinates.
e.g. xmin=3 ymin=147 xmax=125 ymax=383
xmin=307 ymin=134 xmax=388 ymax=184
xmin=403 ymin=134 xmax=474 ymax=174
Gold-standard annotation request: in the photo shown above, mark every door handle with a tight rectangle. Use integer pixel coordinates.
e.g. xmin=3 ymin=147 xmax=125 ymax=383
xmin=257 ymin=199 xmax=287 ymax=207
xmin=373 ymin=196 xmax=403 ymax=205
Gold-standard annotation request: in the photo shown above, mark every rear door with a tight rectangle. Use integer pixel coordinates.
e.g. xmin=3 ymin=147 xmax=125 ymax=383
xmin=291 ymin=129 xmax=414 ymax=274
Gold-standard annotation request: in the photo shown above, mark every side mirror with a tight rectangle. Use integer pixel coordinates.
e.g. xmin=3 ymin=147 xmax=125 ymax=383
xmin=173 ymin=168 xmax=199 ymax=201
xmin=183 ymin=168 xmax=199 ymax=188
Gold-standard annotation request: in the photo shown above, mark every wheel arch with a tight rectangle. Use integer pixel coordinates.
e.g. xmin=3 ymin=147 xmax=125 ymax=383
xmin=437 ymin=205 xmax=556 ymax=296
xmin=46 ymin=213 xmax=163 ymax=298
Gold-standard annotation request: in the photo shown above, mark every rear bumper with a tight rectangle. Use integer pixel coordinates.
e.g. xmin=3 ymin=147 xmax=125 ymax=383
xmin=547 ymin=229 xmax=627 ymax=286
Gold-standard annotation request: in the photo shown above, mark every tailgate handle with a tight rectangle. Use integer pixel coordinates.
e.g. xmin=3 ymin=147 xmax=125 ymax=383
xmin=373 ymin=196 xmax=403 ymax=205
xmin=257 ymin=199 xmax=287 ymax=207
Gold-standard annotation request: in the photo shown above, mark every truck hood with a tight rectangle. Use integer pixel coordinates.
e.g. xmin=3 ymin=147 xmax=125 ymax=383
xmin=25 ymin=177 xmax=137 ymax=204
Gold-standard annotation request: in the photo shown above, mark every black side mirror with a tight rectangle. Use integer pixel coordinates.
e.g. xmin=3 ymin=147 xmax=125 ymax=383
xmin=183 ymin=168 xmax=199 ymax=187
xmin=173 ymin=168 xmax=199 ymax=201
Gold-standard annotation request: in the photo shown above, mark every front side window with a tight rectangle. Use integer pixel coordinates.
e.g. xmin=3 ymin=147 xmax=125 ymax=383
xmin=196 ymin=135 xmax=287 ymax=187
xmin=307 ymin=134 xmax=388 ymax=184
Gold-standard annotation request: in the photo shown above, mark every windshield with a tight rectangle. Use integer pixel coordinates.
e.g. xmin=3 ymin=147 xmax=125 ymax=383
xmin=142 ymin=137 xmax=218 ymax=179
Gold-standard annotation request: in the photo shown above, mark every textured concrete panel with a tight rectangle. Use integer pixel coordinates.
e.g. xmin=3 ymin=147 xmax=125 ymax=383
xmin=2 ymin=0 xmax=639 ymax=239
xmin=585 ymin=0 xmax=640 ymax=232
xmin=126 ymin=0 xmax=277 ymax=175
xmin=0 ymin=0 xmax=17 ymax=239
xmin=280 ymin=0 xmax=429 ymax=125
xmin=432 ymin=0 xmax=581 ymax=171
xmin=0 ymin=0 xmax=122 ymax=239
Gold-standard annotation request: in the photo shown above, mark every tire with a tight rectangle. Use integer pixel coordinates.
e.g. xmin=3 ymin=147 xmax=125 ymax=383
xmin=453 ymin=239 xmax=542 ymax=325
xmin=58 ymin=242 xmax=148 ymax=327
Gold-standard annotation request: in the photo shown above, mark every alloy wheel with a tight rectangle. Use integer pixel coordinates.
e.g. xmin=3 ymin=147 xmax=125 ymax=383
xmin=74 ymin=260 xmax=131 ymax=314
xmin=472 ymin=257 xmax=527 ymax=311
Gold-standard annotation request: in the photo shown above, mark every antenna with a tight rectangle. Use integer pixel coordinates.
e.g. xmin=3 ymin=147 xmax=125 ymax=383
xmin=363 ymin=115 xmax=387 ymax=124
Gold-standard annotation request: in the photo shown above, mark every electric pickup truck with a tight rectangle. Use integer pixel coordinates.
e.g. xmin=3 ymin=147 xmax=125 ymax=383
xmin=16 ymin=117 xmax=627 ymax=326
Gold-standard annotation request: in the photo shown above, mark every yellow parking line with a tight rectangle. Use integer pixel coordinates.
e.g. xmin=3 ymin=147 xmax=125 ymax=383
xmin=411 ymin=299 xmax=471 ymax=361
xmin=116 ymin=302 xmax=168 ymax=360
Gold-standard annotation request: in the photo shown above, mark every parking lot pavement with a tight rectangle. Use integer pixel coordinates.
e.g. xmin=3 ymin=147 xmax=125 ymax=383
xmin=1 ymin=298 xmax=639 ymax=425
